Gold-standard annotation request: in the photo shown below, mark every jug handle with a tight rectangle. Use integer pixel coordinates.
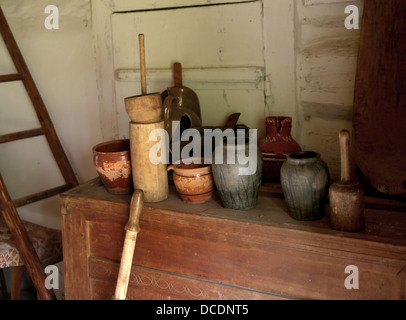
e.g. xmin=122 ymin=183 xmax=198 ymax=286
xmin=163 ymin=96 xmax=175 ymax=123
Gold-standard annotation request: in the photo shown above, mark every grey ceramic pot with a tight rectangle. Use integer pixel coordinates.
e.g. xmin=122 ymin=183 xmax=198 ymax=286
xmin=212 ymin=137 xmax=263 ymax=210
xmin=280 ymin=151 xmax=329 ymax=220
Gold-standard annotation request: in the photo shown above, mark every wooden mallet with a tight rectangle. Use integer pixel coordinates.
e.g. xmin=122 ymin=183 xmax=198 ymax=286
xmin=114 ymin=189 xmax=144 ymax=300
xmin=329 ymin=130 xmax=365 ymax=232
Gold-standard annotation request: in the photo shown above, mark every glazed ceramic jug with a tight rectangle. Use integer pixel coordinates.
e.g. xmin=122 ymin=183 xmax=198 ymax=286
xmin=259 ymin=116 xmax=301 ymax=182
xmin=280 ymin=151 xmax=329 ymax=221
xmin=212 ymin=136 xmax=263 ymax=210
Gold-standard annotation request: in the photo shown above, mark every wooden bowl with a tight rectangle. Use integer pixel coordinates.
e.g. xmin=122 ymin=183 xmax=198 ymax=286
xmin=125 ymin=92 xmax=162 ymax=123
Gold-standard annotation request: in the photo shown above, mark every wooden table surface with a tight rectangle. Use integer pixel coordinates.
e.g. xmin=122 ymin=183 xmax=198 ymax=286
xmin=60 ymin=178 xmax=406 ymax=300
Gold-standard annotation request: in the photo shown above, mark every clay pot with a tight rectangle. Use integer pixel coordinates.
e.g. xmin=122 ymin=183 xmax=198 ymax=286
xmin=280 ymin=151 xmax=329 ymax=221
xmin=92 ymin=139 xmax=133 ymax=194
xmin=211 ymin=137 xmax=263 ymax=210
xmin=167 ymin=158 xmax=214 ymax=204
xmin=259 ymin=116 xmax=301 ymax=182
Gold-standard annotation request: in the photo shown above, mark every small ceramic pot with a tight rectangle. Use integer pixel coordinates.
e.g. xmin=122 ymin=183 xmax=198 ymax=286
xmin=280 ymin=151 xmax=329 ymax=220
xmin=167 ymin=158 xmax=214 ymax=204
xmin=211 ymin=137 xmax=263 ymax=210
xmin=92 ymin=139 xmax=133 ymax=194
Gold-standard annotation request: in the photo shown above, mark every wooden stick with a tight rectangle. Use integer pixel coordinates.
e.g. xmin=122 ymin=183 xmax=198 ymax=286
xmin=139 ymin=34 xmax=147 ymax=95
xmin=173 ymin=62 xmax=182 ymax=87
xmin=339 ymin=129 xmax=351 ymax=183
xmin=114 ymin=189 xmax=144 ymax=300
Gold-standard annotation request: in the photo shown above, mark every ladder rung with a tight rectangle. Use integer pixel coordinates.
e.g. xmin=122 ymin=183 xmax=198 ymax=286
xmin=0 ymin=73 xmax=22 ymax=83
xmin=0 ymin=128 xmax=45 ymax=144
xmin=12 ymin=183 xmax=73 ymax=208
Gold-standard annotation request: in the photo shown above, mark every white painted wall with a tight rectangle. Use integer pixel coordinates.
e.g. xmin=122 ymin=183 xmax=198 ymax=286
xmin=295 ymin=0 xmax=363 ymax=180
xmin=0 ymin=0 xmax=363 ymax=229
xmin=0 ymin=0 xmax=101 ymax=228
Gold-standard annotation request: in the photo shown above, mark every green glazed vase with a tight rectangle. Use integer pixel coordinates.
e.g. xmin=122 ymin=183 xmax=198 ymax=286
xmin=280 ymin=151 xmax=329 ymax=221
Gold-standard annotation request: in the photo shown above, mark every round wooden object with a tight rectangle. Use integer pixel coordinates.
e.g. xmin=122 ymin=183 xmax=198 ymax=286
xmin=125 ymin=92 xmax=162 ymax=123
xmin=329 ymin=182 xmax=365 ymax=232
xmin=130 ymin=121 xmax=168 ymax=202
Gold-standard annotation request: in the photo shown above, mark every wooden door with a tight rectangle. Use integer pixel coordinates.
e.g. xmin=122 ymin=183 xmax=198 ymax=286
xmin=111 ymin=1 xmax=266 ymax=137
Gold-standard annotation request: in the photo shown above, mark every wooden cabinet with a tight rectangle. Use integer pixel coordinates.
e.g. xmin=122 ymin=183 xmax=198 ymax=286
xmin=60 ymin=178 xmax=406 ymax=300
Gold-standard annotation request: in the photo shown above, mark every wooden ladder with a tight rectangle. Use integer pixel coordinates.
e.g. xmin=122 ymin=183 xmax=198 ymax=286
xmin=0 ymin=7 xmax=78 ymax=299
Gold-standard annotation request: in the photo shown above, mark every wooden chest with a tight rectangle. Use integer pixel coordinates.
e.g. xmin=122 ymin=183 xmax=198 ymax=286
xmin=60 ymin=178 xmax=406 ymax=300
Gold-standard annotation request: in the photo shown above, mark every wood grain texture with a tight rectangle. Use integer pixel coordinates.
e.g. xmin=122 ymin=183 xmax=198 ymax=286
xmin=61 ymin=178 xmax=406 ymax=300
xmin=353 ymin=0 xmax=406 ymax=195
xmin=130 ymin=121 xmax=168 ymax=202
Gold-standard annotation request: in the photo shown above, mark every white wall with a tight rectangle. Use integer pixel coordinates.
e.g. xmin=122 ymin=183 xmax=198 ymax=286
xmin=93 ymin=0 xmax=363 ymax=181
xmin=295 ymin=0 xmax=363 ymax=180
xmin=0 ymin=0 xmax=101 ymax=228
xmin=0 ymin=0 xmax=363 ymax=229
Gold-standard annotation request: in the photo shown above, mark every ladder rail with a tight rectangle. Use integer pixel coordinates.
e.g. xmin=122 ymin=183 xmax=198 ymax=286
xmin=0 ymin=173 xmax=56 ymax=300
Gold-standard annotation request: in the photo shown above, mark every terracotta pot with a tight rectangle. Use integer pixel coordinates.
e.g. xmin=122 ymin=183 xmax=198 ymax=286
xmin=259 ymin=116 xmax=301 ymax=182
xmin=92 ymin=139 xmax=133 ymax=194
xmin=167 ymin=158 xmax=214 ymax=204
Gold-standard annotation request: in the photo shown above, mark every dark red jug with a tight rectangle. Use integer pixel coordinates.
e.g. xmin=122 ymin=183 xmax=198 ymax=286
xmin=258 ymin=116 xmax=301 ymax=182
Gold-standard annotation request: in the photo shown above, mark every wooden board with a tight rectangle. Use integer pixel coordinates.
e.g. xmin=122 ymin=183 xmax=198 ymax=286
xmin=352 ymin=0 xmax=406 ymax=195
xmin=61 ymin=178 xmax=406 ymax=300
